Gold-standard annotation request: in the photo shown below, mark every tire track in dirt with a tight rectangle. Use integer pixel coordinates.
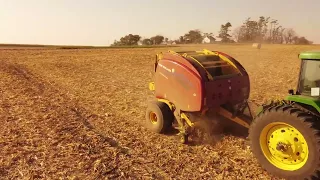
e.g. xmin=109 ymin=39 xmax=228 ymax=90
xmin=0 ymin=61 xmax=143 ymax=179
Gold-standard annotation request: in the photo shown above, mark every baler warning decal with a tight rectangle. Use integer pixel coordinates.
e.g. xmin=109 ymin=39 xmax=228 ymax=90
xmin=159 ymin=72 xmax=168 ymax=79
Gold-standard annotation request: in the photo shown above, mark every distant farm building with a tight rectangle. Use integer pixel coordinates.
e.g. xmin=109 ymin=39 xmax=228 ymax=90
xmin=202 ymin=37 xmax=211 ymax=44
xmin=164 ymin=40 xmax=176 ymax=45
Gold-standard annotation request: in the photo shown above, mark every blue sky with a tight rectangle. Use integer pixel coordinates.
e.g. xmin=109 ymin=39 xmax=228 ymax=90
xmin=1 ymin=0 xmax=319 ymax=45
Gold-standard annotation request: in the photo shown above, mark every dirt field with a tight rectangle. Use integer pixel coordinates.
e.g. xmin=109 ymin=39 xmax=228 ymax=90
xmin=0 ymin=44 xmax=318 ymax=179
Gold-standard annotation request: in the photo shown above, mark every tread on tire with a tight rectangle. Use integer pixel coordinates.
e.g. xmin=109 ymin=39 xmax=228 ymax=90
xmin=249 ymin=104 xmax=320 ymax=180
xmin=145 ymin=101 xmax=174 ymax=133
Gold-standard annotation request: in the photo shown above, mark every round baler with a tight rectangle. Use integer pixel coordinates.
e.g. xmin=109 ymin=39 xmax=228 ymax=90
xmin=146 ymin=49 xmax=252 ymax=141
xmin=146 ymin=49 xmax=320 ymax=180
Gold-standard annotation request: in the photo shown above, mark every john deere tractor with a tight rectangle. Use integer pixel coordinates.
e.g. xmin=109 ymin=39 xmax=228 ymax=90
xmin=249 ymin=51 xmax=320 ymax=179
xmin=146 ymin=49 xmax=320 ymax=179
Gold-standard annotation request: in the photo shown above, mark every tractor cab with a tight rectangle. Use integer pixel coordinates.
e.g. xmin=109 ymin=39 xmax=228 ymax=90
xmin=297 ymin=51 xmax=320 ymax=97
xmin=284 ymin=51 xmax=320 ymax=114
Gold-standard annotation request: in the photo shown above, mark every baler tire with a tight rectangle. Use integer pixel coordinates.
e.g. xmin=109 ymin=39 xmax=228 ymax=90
xmin=145 ymin=101 xmax=174 ymax=134
xmin=249 ymin=104 xmax=320 ymax=180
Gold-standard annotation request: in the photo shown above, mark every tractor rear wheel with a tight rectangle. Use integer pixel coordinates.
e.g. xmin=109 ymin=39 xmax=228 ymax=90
xmin=145 ymin=101 xmax=174 ymax=133
xmin=249 ymin=104 xmax=320 ymax=180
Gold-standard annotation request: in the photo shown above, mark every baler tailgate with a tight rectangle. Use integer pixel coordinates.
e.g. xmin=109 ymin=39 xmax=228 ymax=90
xmin=204 ymin=75 xmax=250 ymax=108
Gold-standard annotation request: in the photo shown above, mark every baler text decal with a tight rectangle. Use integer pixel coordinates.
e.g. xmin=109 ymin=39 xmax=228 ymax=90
xmin=158 ymin=63 xmax=194 ymax=90
xmin=158 ymin=63 xmax=172 ymax=72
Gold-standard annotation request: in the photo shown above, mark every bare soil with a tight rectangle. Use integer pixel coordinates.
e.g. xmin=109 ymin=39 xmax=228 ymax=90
xmin=1 ymin=44 xmax=316 ymax=179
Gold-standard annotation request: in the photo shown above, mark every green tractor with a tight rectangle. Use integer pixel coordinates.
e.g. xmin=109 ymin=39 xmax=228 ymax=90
xmin=249 ymin=51 xmax=320 ymax=179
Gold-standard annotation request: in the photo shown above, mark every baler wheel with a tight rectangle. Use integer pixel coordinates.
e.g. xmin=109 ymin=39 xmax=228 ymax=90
xmin=249 ymin=104 xmax=320 ymax=180
xmin=145 ymin=101 xmax=174 ymax=134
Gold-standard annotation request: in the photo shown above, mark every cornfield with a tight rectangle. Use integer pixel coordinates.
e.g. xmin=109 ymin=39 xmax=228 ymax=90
xmin=0 ymin=44 xmax=317 ymax=179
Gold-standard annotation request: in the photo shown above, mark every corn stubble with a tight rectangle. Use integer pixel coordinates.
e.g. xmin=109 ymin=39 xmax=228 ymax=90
xmin=1 ymin=44 xmax=313 ymax=179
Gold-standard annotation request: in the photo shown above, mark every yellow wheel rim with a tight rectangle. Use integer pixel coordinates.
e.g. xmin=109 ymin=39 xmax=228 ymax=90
xmin=260 ymin=122 xmax=309 ymax=171
xmin=149 ymin=112 xmax=158 ymax=124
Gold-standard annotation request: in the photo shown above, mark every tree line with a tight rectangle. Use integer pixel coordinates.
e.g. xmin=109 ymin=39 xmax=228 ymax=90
xmin=111 ymin=16 xmax=313 ymax=46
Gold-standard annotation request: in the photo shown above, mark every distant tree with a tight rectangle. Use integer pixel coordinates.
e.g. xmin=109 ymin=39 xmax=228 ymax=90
xmin=183 ymin=30 xmax=203 ymax=44
xmin=293 ymin=36 xmax=313 ymax=45
xmin=232 ymin=16 xmax=289 ymax=44
xmin=232 ymin=26 xmax=245 ymax=42
xmin=112 ymin=16 xmax=315 ymax=46
xmin=217 ymin=22 xmax=232 ymax=42
xmin=179 ymin=36 xmax=185 ymax=43
xmin=257 ymin=16 xmax=270 ymax=41
xmin=265 ymin=19 xmax=277 ymax=43
xmin=121 ymin=34 xmax=141 ymax=45
xmin=111 ymin=34 xmax=141 ymax=46
xmin=283 ymin=28 xmax=297 ymax=44
xmin=111 ymin=40 xmax=122 ymax=46
xmin=276 ymin=26 xmax=285 ymax=44
xmin=235 ymin=17 xmax=269 ymax=43
xmin=150 ymin=35 xmax=165 ymax=45
xmin=266 ymin=20 xmax=285 ymax=44
xmin=241 ymin=18 xmax=259 ymax=42
xmin=142 ymin=38 xmax=153 ymax=45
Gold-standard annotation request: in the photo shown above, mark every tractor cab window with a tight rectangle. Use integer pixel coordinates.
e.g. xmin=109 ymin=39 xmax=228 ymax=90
xmin=298 ymin=60 xmax=320 ymax=96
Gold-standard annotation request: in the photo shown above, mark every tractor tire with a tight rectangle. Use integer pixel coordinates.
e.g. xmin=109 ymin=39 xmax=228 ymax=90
xmin=249 ymin=104 xmax=320 ymax=180
xmin=145 ymin=101 xmax=174 ymax=134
